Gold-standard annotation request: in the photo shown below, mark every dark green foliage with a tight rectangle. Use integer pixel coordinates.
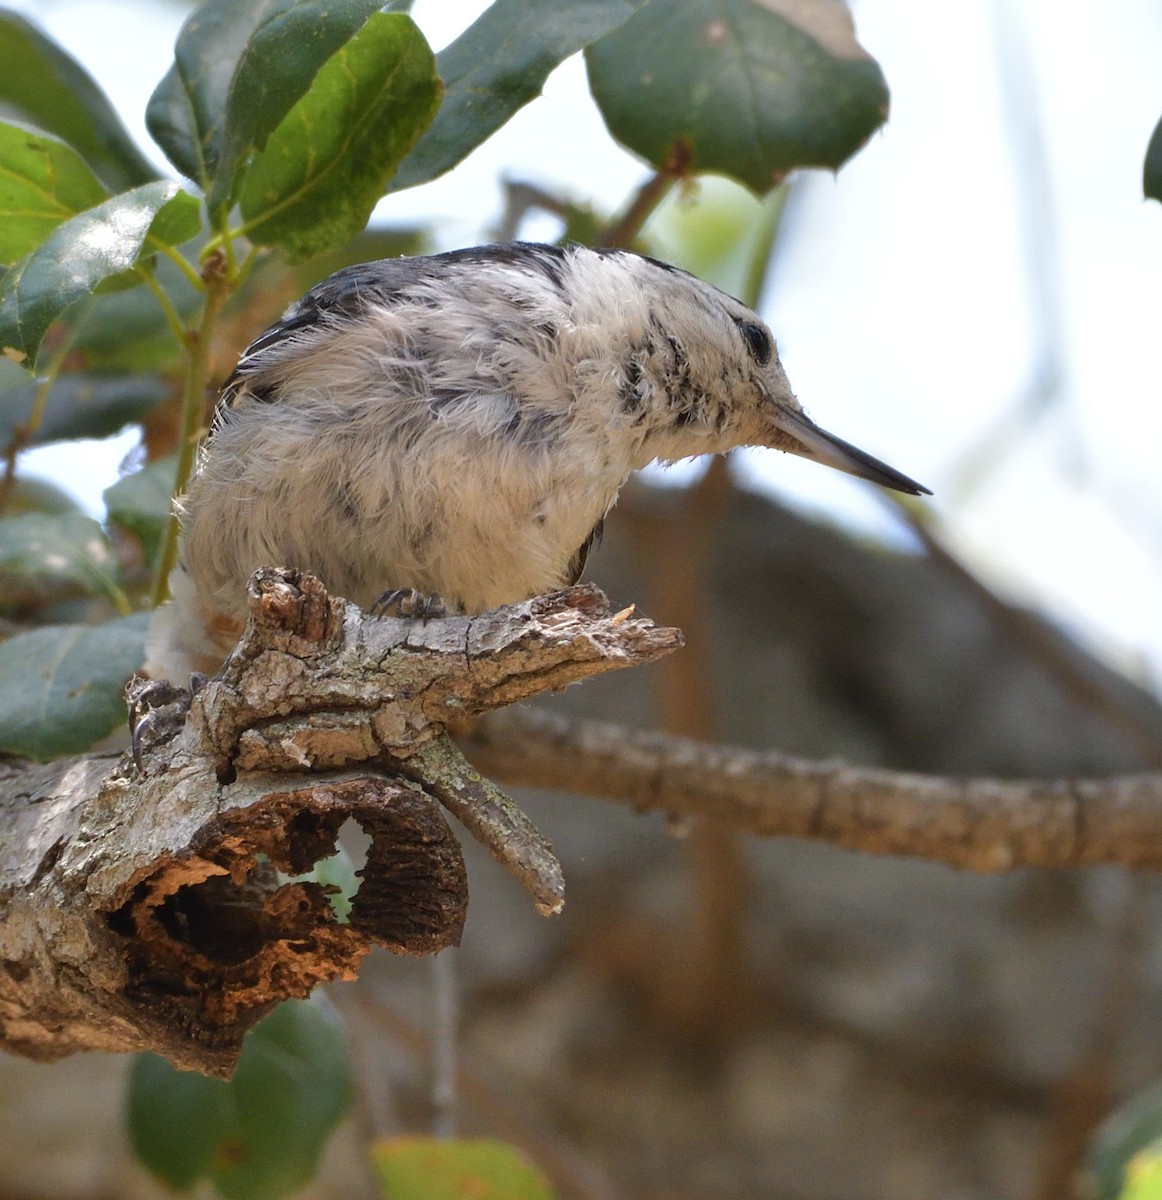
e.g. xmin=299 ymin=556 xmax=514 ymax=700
xmin=128 ymin=998 xmax=352 ymax=1200
xmin=0 ymin=612 xmax=147 ymax=759
xmin=586 ymin=0 xmax=890 ymax=192
xmin=390 ymin=0 xmax=650 ymax=191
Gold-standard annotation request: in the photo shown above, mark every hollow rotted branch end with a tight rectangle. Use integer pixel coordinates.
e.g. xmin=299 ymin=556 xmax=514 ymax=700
xmin=1 ymin=767 xmax=467 ymax=1076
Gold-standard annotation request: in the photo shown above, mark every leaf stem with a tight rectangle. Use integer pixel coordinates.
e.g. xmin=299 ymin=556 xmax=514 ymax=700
xmin=104 ymin=580 xmax=134 ymax=618
xmin=149 ymin=252 xmax=232 ymax=607
xmin=232 ymin=242 xmax=260 ymax=294
xmin=598 ymin=141 xmax=692 ymax=249
xmin=218 ymin=227 xmax=240 ymax=279
xmin=151 ymin=240 xmax=206 ymax=294
xmin=0 ymin=324 xmax=82 ymax=516
xmin=739 ymin=184 xmax=790 ymax=311
xmin=598 ymin=170 xmax=677 ymax=249
xmin=139 ymin=268 xmax=188 ymax=349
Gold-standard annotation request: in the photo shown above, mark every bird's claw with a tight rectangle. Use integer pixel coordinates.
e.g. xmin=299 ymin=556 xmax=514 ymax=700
xmin=125 ymin=673 xmax=205 ymax=773
xmin=370 ymin=587 xmax=447 ymax=622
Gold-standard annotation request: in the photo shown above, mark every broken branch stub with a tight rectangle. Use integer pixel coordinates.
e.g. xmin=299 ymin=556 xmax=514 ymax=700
xmin=0 ymin=569 xmax=680 ymax=1073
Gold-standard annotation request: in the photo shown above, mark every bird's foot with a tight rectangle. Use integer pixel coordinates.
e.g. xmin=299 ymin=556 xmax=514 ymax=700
xmin=370 ymin=587 xmax=447 ymax=622
xmin=125 ymin=673 xmax=207 ymax=773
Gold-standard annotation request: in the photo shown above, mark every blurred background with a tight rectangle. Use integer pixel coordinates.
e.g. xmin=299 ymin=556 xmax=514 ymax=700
xmin=2 ymin=1 xmax=1162 ymax=1198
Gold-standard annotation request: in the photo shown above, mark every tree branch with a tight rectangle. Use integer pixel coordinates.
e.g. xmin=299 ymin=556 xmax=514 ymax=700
xmin=0 ymin=570 xmax=680 ymax=1074
xmin=8 ymin=563 xmax=1158 ymax=1077
xmin=464 ymin=708 xmax=1162 ymax=873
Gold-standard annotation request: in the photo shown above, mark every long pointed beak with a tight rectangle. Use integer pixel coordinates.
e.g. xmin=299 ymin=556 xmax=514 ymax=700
xmin=769 ymin=405 xmax=932 ymax=497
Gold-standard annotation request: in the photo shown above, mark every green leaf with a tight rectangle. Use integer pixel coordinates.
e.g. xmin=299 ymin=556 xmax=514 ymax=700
xmin=391 ymin=0 xmax=648 ymax=192
xmin=0 ymin=612 xmax=147 ymax=758
xmin=58 ymin=246 xmax=202 ymax=375
xmin=221 ymin=997 xmax=351 ymax=1199
xmin=0 ymin=122 xmax=108 ymax=266
xmin=372 ymin=1137 xmax=557 ymax=1200
xmin=1085 ymin=1084 xmax=1162 ymax=1200
xmin=147 ymin=0 xmax=276 ymax=188
xmin=286 ymin=842 xmax=359 ymax=924
xmin=1122 ymin=1149 xmax=1162 ymax=1200
xmin=93 ymin=189 xmax=203 ymax=297
xmin=127 ymin=1054 xmax=234 ymax=1191
xmin=585 ymin=0 xmax=890 ymax=193
xmin=129 ymin=997 xmax=352 ymax=1200
xmin=1144 ymin=115 xmax=1162 ymax=203
xmin=0 ymin=512 xmax=121 ymax=601
xmin=0 ymin=11 xmax=157 ymax=192
xmin=0 ymin=475 xmax=80 ymax=517
xmin=146 ymin=188 xmax=202 ymax=249
xmin=104 ymin=456 xmax=177 ymax=570
xmin=239 ymin=12 xmax=440 ymax=260
xmin=0 ymin=182 xmax=197 ymax=369
xmin=206 ymin=0 xmax=386 ymax=216
xmin=645 ymin=175 xmax=787 ymax=300
xmin=0 ymin=365 xmax=170 ymax=447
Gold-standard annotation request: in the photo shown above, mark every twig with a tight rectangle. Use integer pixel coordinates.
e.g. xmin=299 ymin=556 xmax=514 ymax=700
xmin=495 ymin=180 xmax=582 ymax=243
xmin=0 ymin=326 xmax=80 ymax=515
xmin=464 ymin=707 xmax=1162 ymax=873
xmin=598 ymin=142 xmax=692 ymax=250
xmin=150 ymin=249 xmax=234 ymax=606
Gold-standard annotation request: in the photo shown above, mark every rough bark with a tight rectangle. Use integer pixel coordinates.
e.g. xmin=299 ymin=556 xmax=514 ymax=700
xmin=0 ymin=569 xmax=680 ymax=1074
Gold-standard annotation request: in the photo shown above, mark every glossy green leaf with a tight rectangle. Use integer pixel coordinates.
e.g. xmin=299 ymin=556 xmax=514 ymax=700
xmin=0 ymin=122 xmax=108 ymax=266
xmin=104 ymin=456 xmax=177 ymax=570
xmin=372 ymin=1137 xmax=557 ymax=1200
xmin=146 ymin=188 xmax=203 ymax=248
xmin=91 ymin=189 xmax=203 ymax=298
xmin=147 ymin=0 xmax=275 ymax=188
xmin=239 ymin=12 xmax=440 ymax=259
xmin=0 ymin=512 xmax=121 ymax=600
xmin=206 ymin=0 xmax=386 ymax=216
xmin=129 ymin=997 xmax=352 ymax=1200
xmin=391 ymin=0 xmax=647 ymax=192
xmin=0 ymin=11 xmax=157 ymax=192
xmin=0 ymin=366 xmax=170 ymax=447
xmin=0 ymin=182 xmax=198 ymax=368
xmin=1144 ymin=115 xmax=1162 ymax=203
xmin=585 ymin=0 xmax=890 ymax=193
xmin=0 ymin=611 xmax=147 ymax=758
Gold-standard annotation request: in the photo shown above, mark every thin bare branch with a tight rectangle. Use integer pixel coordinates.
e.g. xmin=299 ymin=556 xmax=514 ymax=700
xmin=465 ymin=708 xmax=1162 ymax=874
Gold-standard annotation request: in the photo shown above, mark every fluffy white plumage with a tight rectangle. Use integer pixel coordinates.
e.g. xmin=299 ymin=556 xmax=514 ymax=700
xmin=145 ymin=242 xmax=926 ymax=681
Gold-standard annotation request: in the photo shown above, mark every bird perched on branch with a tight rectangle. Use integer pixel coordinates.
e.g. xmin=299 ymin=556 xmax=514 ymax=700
xmin=145 ymin=241 xmax=928 ymax=682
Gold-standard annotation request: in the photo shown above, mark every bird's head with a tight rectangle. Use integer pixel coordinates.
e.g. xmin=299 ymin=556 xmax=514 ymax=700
xmin=566 ymin=246 xmax=929 ymax=497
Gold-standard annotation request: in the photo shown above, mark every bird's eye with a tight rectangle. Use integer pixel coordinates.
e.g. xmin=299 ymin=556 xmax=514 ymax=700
xmin=737 ymin=320 xmax=772 ymax=366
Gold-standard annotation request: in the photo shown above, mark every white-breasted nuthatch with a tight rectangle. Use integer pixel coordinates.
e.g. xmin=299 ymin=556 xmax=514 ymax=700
xmin=145 ymin=242 xmax=928 ymax=681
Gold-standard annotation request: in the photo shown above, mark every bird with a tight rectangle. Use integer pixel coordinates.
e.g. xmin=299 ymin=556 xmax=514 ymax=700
xmin=144 ymin=241 xmax=928 ymax=682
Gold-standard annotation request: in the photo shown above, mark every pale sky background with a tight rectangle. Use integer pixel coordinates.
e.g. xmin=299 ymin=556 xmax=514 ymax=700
xmin=11 ymin=0 xmax=1162 ymax=694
